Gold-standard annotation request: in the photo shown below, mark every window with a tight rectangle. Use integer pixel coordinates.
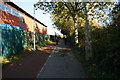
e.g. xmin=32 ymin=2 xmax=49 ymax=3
xmin=0 ymin=2 xmax=20 ymax=17
xmin=0 ymin=2 xmax=5 ymax=11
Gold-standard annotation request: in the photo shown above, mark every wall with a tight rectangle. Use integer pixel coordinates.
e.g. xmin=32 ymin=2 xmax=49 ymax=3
xmin=0 ymin=1 xmax=48 ymax=57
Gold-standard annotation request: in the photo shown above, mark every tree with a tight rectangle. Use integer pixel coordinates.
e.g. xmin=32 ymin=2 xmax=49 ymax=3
xmin=34 ymin=1 xmax=114 ymax=60
xmin=34 ymin=1 xmax=93 ymax=60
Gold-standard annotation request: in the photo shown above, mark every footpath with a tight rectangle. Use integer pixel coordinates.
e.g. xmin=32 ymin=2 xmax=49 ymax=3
xmin=2 ymin=39 xmax=87 ymax=79
xmin=37 ymin=39 xmax=87 ymax=78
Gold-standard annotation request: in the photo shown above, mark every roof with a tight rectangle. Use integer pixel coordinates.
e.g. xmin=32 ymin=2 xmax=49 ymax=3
xmin=5 ymin=1 xmax=47 ymax=27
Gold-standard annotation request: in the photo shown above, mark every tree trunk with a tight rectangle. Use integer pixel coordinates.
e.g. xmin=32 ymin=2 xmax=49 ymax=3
xmin=84 ymin=3 xmax=92 ymax=60
xmin=75 ymin=27 xmax=79 ymax=44
xmin=73 ymin=17 xmax=79 ymax=44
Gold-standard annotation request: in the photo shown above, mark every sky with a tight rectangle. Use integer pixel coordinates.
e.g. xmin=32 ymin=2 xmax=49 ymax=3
xmin=9 ymin=0 xmax=118 ymax=35
xmin=11 ymin=0 xmax=62 ymax=35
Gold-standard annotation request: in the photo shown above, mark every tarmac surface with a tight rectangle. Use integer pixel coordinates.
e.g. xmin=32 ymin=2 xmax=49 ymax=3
xmin=2 ymin=39 xmax=87 ymax=79
xmin=37 ymin=39 xmax=87 ymax=78
xmin=2 ymin=42 xmax=56 ymax=78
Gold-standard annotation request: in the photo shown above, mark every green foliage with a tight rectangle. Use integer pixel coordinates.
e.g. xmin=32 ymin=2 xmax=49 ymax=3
xmin=73 ymin=22 xmax=120 ymax=78
xmin=83 ymin=17 xmax=120 ymax=78
xmin=89 ymin=3 xmax=120 ymax=78
xmin=36 ymin=40 xmax=52 ymax=48
xmin=2 ymin=39 xmax=52 ymax=67
xmin=36 ymin=1 xmax=119 ymax=78
xmin=69 ymin=2 xmax=120 ymax=78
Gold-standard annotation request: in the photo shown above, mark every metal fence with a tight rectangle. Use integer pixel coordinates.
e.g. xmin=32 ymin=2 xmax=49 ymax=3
xmin=1 ymin=23 xmax=49 ymax=57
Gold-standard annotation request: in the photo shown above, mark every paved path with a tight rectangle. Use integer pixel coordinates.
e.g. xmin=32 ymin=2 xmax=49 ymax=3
xmin=37 ymin=39 xmax=87 ymax=78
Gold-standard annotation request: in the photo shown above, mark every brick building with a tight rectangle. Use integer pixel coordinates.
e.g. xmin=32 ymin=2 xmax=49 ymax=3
xmin=0 ymin=0 xmax=48 ymax=56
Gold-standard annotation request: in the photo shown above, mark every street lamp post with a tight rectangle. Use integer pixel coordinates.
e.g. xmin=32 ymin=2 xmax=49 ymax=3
xmin=33 ymin=6 xmax=36 ymax=50
xmin=33 ymin=1 xmax=41 ymax=50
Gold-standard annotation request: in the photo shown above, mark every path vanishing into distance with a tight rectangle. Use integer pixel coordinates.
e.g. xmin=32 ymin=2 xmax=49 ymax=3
xmin=37 ymin=39 xmax=87 ymax=78
xmin=3 ymin=39 xmax=87 ymax=78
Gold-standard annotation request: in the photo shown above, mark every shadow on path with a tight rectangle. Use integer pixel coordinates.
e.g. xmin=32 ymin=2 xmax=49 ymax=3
xmin=37 ymin=39 xmax=87 ymax=78
xmin=2 ymin=42 xmax=56 ymax=78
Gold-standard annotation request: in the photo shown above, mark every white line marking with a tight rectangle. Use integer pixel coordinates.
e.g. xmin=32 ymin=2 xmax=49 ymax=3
xmin=36 ymin=46 xmax=57 ymax=78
